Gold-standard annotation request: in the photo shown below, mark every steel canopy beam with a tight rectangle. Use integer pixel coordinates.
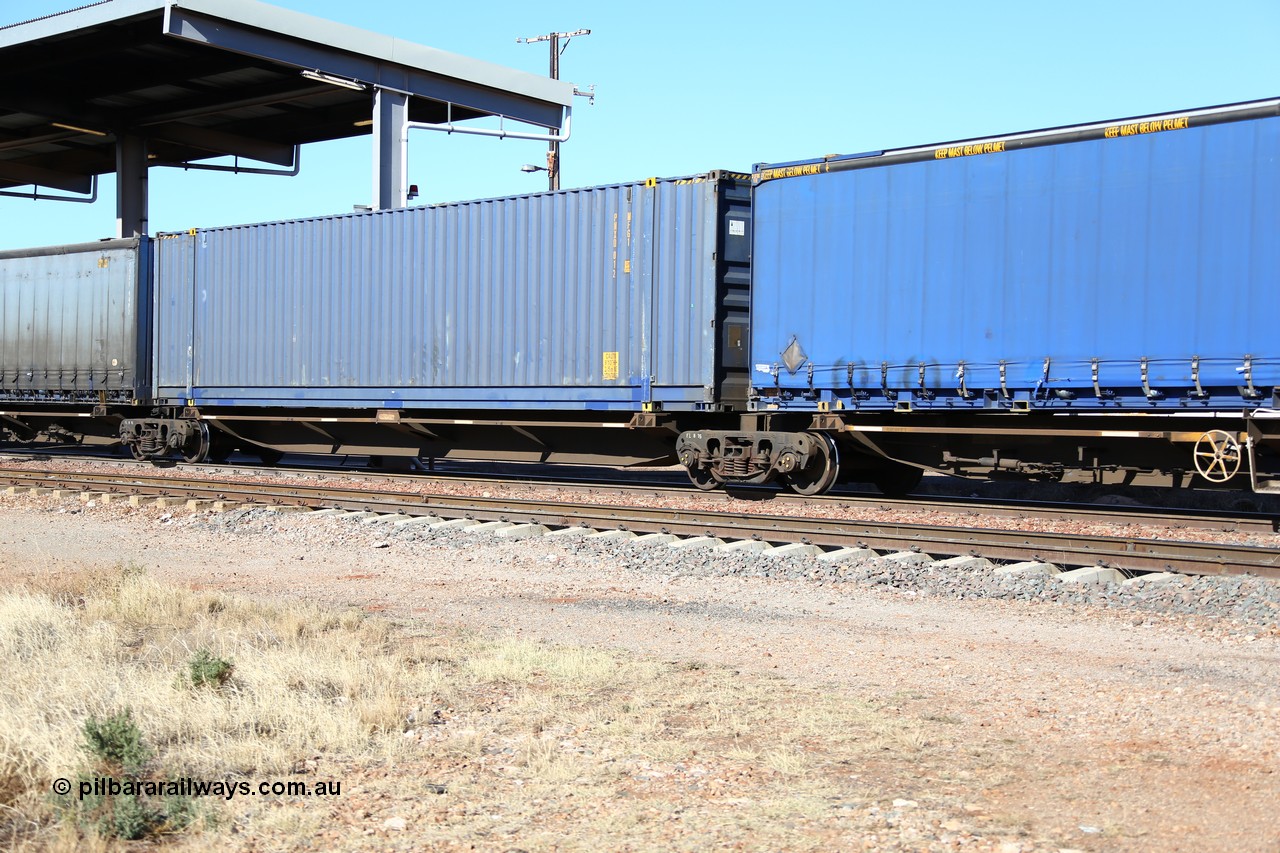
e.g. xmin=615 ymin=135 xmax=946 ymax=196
xmin=0 ymin=95 xmax=295 ymax=167
xmin=128 ymin=83 xmax=339 ymax=128
xmin=0 ymin=91 xmax=114 ymax=132
xmin=0 ymin=160 xmax=92 ymax=194
xmin=145 ymin=123 xmax=296 ymax=167
xmin=0 ymin=129 xmax=93 ymax=154
xmin=162 ymin=5 xmax=572 ymax=131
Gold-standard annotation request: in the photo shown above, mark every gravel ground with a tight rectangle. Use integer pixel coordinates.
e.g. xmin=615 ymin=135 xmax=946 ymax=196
xmin=563 ymin=540 xmax=1280 ymax=635
xmin=2 ymin=490 xmax=1279 ymax=850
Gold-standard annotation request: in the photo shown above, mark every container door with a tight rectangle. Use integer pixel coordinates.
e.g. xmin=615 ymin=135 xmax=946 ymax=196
xmin=646 ymin=176 xmax=723 ymax=409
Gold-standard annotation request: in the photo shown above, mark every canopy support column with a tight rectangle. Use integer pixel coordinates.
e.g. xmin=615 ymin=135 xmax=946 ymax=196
xmin=372 ymin=89 xmax=408 ymax=210
xmin=115 ymin=133 xmax=148 ymax=237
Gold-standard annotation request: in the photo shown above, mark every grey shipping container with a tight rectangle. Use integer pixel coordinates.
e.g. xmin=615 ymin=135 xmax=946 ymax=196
xmin=0 ymin=238 xmax=151 ymax=403
xmin=155 ymin=172 xmax=750 ymax=412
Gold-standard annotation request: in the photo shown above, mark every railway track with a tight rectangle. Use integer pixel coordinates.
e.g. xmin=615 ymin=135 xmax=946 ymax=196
xmin=4 ymin=449 xmax=1277 ymax=535
xmin=2 ymin=465 xmax=1278 ymax=579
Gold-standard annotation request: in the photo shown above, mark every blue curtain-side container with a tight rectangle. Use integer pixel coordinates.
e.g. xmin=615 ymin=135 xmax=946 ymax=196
xmin=750 ymin=101 xmax=1280 ymax=410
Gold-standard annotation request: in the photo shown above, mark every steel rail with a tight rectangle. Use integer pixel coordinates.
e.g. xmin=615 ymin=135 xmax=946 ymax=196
xmin=2 ymin=469 xmax=1278 ymax=578
xmin=2 ymin=451 xmax=1274 ymax=534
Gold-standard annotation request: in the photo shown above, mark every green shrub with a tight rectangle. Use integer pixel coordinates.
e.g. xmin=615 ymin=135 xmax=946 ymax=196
xmin=163 ymin=790 xmax=213 ymax=832
xmin=187 ymin=649 xmax=234 ymax=689
xmin=71 ymin=709 xmax=208 ymax=840
xmin=106 ymin=788 xmax=149 ymax=840
xmin=82 ymin=708 xmax=149 ymax=774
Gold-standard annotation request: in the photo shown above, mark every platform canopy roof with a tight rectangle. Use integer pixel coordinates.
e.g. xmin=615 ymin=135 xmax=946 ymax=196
xmin=0 ymin=0 xmax=574 ymax=208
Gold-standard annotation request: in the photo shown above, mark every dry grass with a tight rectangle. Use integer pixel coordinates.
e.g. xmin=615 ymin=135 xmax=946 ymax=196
xmin=0 ymin=565 xmax=941 ymax=850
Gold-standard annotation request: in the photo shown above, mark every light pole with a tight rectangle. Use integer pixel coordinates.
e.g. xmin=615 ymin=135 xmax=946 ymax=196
xmin=517 ymin=28 xmax=589 ymax=191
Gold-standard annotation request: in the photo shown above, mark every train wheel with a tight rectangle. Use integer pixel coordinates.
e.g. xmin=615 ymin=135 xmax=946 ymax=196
xmin=785 ymin=434 xmax=840 ymax=496
xmin=181 ymin=422 xmax=211 ymax=464
xmin=686 ymin=466 xmax=721 ymax=491
xmin=128 ymin=442 xmax=148 ymax=462
xmin=1193 ymin=429 xmax=1242 ymax=483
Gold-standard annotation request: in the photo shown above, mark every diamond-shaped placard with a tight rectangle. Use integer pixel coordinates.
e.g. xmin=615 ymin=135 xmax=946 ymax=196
xmin=781 ymin=337 xmax=807 ymax=375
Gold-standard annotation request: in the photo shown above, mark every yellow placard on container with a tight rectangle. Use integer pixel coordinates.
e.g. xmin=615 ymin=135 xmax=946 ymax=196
xmin=602 ymin=351 xmax=619 ymax=381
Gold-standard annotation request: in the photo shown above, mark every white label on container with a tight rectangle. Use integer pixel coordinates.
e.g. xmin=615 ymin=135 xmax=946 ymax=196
xmin=754 ymin=363 xmax=773 ymax=374
xmin=729 ymin=219 xmax=746 ymax=237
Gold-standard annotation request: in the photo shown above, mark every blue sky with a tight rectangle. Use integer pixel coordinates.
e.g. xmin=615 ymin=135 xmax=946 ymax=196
xmin=2 ymin=0 xmax=1278 ymax=249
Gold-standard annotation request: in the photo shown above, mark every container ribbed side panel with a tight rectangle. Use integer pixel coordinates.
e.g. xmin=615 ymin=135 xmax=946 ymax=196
xmin=153 ymin=176 xmax=730 ymax=410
